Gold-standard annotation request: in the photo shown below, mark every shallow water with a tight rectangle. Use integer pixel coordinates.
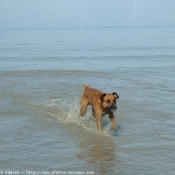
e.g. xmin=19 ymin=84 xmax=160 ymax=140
xmin=1 ymin=0 xmax=175 ymax=174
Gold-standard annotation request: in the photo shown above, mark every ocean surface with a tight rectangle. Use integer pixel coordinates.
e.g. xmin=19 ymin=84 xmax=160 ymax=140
xmin=0 ymin=0 xmax=175 ymax=174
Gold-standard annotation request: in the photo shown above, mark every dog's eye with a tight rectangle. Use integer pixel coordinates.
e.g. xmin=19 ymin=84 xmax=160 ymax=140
xmin=106 ymin=100 xmax=110 ymax=104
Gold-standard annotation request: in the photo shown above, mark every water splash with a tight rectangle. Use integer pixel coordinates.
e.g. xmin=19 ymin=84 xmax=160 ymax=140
xmin=45 ymin=98 xmax=118 ymax=136
xmin=27 ymin=96 xmax=118 ymax=136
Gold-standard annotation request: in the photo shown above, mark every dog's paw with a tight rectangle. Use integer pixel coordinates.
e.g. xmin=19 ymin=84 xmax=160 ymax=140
xmin=111 ymin=125 xmax=117 ymax=131
xmin=79 ymin=113 xmax=85 ymax=117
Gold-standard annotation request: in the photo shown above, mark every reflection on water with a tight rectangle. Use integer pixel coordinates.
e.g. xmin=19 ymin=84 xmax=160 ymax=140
xmin=76 ymin=133 xmax=117 ymax=175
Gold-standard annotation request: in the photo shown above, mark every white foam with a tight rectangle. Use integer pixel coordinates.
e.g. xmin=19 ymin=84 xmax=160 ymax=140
xmin=45 ymin=98 xmax=118 ymax=136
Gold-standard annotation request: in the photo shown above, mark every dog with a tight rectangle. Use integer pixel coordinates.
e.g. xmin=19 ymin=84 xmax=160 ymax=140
xmin=80 ymin=85 xmax=119 ymax=131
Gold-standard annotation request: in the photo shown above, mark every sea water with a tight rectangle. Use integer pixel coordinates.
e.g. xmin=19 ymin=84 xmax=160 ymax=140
xmin=0 ymin=0 xmax=175 ymax=174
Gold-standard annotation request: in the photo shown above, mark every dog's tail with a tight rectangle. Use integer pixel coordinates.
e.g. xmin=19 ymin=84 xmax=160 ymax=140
xmin=84 ymin=84 xmax=89 ymax=90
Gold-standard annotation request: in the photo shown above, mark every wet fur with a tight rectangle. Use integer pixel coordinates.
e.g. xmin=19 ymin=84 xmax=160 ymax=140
xmin=80 ymin=85 xmax=119 ymax=131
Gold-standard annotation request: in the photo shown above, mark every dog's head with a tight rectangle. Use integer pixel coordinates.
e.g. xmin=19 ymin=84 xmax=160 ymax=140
xmin=100 ymin=92 xmax=119 ymax=112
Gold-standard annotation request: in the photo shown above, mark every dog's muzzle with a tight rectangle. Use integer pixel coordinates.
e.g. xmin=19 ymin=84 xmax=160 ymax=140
xmin=106 ymin=105 xmax=117 ymax=112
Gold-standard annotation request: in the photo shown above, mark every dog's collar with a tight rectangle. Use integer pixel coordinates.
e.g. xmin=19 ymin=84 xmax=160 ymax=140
xmin=105 ymin=107 xmax=112 ymax=112
xmin=93 ymin=107 xmax=112 ymax=114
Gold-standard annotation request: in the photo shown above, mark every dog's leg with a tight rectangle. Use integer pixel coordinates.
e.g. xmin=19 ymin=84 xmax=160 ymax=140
xmin=108 ymin=113 xmax=117 ymax=130
xmin=92 ymin=108 xmax=95 ymax=118
xmin=92 ymin=109 xmax=102 ymax=131
xmin=96 ymin=118 xmax=102 ymax=131
xmin=80 ymin=97 xmax=88 ymax=116
xmin=95 ymin=112 xmax=102 ymax=131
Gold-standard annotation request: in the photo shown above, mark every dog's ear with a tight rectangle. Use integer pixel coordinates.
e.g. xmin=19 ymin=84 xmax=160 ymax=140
xmin=100 ymin=93 xmax=106 ymax=102
xmin=112 ymin=92 xmax=119 ymax=99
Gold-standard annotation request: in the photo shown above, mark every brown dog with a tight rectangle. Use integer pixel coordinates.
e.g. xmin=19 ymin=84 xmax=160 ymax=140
xmin=80 ymin=85 xmax=119 ymax=131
